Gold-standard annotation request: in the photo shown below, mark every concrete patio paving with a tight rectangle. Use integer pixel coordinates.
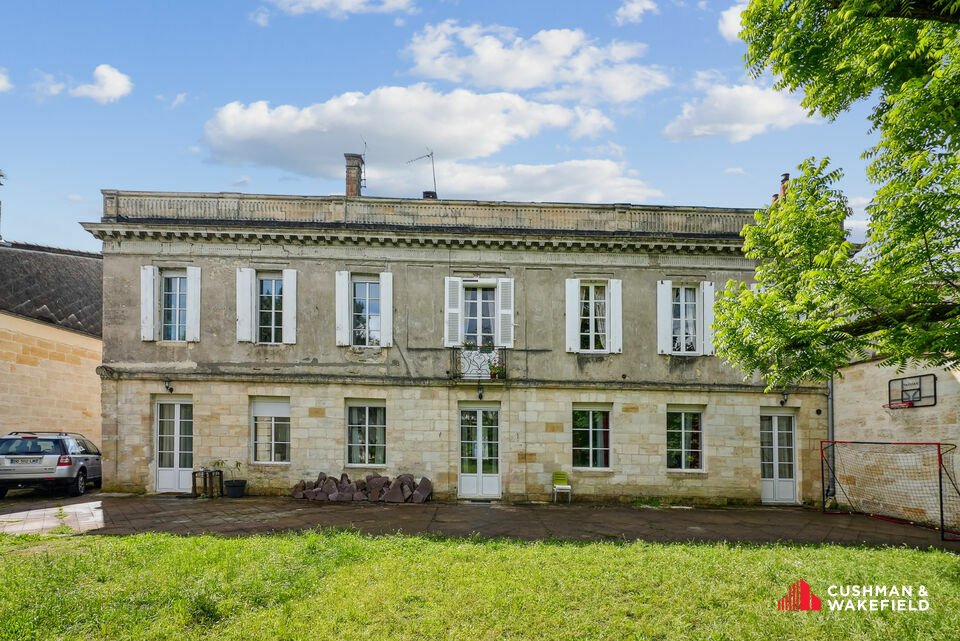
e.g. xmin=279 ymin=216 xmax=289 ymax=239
xmin=1 ymin=489 xmax=957 ymax=549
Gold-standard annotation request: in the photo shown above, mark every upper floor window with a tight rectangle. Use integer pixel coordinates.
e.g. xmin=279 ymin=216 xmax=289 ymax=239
xmin=237 ymin=268 xmax=297 ymax=344
xmin=656 ymin=280 xmax=715 ymax=356
xmin=335 ymin=271 xmax=393 ymax=348
xmin=464 ymin=285 xmax=496 ymax=347
xmin=161 ymin=272 xmax=187 ymax=342
xmin=565 ymin=278 xmax=622 ymax=354
xmin=353 ymin=278 xmax=381 ymax=346
xmin=444 ymin=277 xmax=514 ymax=349
xmin=140 ymin=265 xmax=200 ymax=343
xmin=258 ymin=274 xmax=284 ymax=344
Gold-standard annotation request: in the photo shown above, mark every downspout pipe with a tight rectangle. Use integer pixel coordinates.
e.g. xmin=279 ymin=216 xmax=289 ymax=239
xmin=826 ymin=374 xmax=835 ymax=497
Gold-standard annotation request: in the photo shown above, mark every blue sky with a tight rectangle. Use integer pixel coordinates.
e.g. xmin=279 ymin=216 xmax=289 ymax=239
xmin=0 ymin=0 xmax=875 ymax=252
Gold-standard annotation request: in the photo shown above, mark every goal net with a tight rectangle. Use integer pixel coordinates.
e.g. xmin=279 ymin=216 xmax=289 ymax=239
xmin=821 ymin=440 xmax=960 ymax=541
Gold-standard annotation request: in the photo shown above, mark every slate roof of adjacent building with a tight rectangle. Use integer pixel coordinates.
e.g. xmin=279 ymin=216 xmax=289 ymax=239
xmin=0 ymin=241 xmax=103 ymax=338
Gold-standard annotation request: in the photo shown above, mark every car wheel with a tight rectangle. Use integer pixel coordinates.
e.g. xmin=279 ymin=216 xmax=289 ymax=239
xmin=69 ymin=470 xmax=87 ymax=497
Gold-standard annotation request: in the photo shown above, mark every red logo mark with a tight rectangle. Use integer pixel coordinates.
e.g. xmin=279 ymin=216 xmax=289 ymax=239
xmin=778 ymin=580 xmax=822 ymax=611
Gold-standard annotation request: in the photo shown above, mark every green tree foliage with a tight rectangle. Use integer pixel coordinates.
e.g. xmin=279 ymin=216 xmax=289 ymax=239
xmin=715 ymin=1 xmax=960 ymax=389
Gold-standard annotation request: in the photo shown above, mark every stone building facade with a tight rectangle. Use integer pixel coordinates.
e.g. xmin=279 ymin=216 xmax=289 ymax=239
xmin=0 ymin=242 xmax=103 ymax=443
xmin=84 ymin=159 xmax=826 ymax=501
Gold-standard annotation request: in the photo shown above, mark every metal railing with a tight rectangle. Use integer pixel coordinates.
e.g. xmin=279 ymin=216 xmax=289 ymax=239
xmin=451 ymin=347 xmax=508 ymax=381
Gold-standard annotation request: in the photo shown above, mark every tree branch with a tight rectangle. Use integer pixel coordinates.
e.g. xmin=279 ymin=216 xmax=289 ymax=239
xmin=837 ymin=301 xmax=959 ymax=337
xmin=827 ymin=0 xmax=960 ymax=24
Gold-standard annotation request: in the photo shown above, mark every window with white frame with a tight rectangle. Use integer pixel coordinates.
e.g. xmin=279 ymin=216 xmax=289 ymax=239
xmin=579 ymin=282 xmax=608 ymax=352
xmin=161 ymin=272 xmax=187 ymax=342
xmin=464 ymin=285 xmax=496 ymax=347
xmin=236 ymin=268 xmax=297 ymax=344
xmin=251 ymin=398 xmax=291 ymax=463
xmin=443 ymin=277 xmax=514 ymax=349
xmin=352 ymin=277 xmax=381 ymax=346
xmin=335 ymin=271 xmax=393 ymax=347
xmin=572 ymin=407 xmax=611 ymax=469
xmin=656 ymin=280 xmax=715 ymax=356
xmin=565 ymin=278 xmax=622 ymax=354
xmin=140 ymin=265 xmax=201 ymax=342
xmin=258 ymin=274 xmax=284 ymax=344
xmin=672 ymin=284 xmax=698 ymax=354
xmin=666 ymin=409 xmax=703 ymax=470
xmin=347 ymin=404 xmax=386 ymax=465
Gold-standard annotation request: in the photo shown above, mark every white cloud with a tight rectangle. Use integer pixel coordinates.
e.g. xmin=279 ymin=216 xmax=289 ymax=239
xmin=718 ymin=3 xmax=747 ymax=43
xmin=407 ymin=21 xmax=670 ymax=104
xmin=268 ymin=0 xmax=414 ymax=17
xmin=250 ymin=7 xmax=271 ymax=26
xmin=70 ymin=64 xmax=133 ymax=103
xmin=205 ymin=84 xmax=586 ymax=176
xmin=372 ymin=159 xmax=663 ymax=203
xmin=723 ymin=166 xmax=746 ymax=175
xmin=0 ymin=68 xmax=12 ymax=93
xmin=66 ymin=194 xmax=84 ymax=202
xmin=615 ymin=0 xmax=658 ymax=25
xmin=171 ymin=93 xmax=187 ymax=108
xmin=663 ymin=79 xmax=814 ymax=142
xmin=33 ymin=72 xmax=64 ymax=98
xmin=233 ymin=176 xmax=252 ymax=187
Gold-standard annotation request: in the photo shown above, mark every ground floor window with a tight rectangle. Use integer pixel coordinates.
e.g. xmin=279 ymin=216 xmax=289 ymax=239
xmin=667 ymin=410 xmax=702 ymax=470
xmin=572 ymin=407 xmax=610 ymax=468
xmin=347 ymin=404 xmax=386 ymax=465
xmin=251 ymin=398 xmax=291 ymax=463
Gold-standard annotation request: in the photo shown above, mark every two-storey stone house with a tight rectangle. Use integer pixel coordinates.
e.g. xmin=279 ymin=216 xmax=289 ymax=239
xmin=83 ymin=155 xmax=826 ymax=502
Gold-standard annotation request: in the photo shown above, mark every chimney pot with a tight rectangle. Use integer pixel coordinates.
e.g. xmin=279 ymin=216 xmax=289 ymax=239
xmin=772 ymin=194 xmax=779 ymax=204
xmin=422 ymin=190 xmax=438 ymax=200
xmin=345 ymin=153 xmax=364 ymax=198
xmin=780 ymin=172 xmax=789 ymax=198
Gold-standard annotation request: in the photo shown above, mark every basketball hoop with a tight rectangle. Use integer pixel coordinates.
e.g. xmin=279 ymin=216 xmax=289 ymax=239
xmin=883 ymin=400 xmax=915 ymax=409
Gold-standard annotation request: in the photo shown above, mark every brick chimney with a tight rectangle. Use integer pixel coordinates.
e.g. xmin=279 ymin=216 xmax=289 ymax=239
xmin=345 ymin=153 xmax=364 ymax=198
xmin=780 ymin=172 xmax=789 ymax=199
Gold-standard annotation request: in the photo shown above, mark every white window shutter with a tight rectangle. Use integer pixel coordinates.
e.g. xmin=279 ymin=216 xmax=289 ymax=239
xmin=609 ymin=279 xmax=623 ymax=354
xmin=443 ymin=277 xmax=463 ymax=347
xmin=656 ymin=279 xmax=672 ymax=354
xmin=140 ymin=266 xmax=158 ymax=341
xmin=380 ymin=272 xmax=394 ymax=347
xmin=236 ymin=268 xmax=255 ymax=342
xmin=335 ymin=271 xmax=350 ymax=346
xmin=185 ymin=266 xmax=201 ymax=342
xmin=701 ymin=280 xmax=716 ymax=356
xmin=282 ymin=269 xmax=297 ymax=344
xmin=495 ymin=278 xmax=515 ymax=348
xmin=565 ymin=278 xmax=580 ymax=353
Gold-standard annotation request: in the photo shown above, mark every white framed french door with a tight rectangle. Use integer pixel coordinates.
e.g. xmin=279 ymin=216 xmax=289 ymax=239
xmin=760 ymin=414 xmax=796 ymax=504
xmin=458 ymin=406 xmax=501 ymax=499
xmin=156 ymin=400 xmax=194 ymax=492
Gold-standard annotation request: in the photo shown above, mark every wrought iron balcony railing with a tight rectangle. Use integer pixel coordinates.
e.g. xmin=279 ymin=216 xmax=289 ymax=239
xmin=451 ymin=347 xmax=508 ymax=381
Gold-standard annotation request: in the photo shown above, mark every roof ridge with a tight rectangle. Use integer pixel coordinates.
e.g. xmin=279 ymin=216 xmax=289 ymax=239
xmin=0 ymin=240 xmax=102 ymax=260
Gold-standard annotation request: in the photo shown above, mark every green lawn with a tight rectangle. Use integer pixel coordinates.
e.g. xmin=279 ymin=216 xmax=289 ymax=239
xmin=0 ymin=531 xmax=956 ymax=640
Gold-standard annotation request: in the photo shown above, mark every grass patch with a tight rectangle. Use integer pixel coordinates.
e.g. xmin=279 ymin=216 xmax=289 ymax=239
xmin=0 ymin=530 xmax=956 ymax=640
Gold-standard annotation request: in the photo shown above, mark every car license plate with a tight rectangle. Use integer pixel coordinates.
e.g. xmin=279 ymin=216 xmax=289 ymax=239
xmin=10 ymin=458 xmax=41 ymax=464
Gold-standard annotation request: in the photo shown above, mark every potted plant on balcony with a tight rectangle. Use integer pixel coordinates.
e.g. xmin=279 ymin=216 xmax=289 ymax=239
xmin=488 ymin=350 xmax=505 ymax=379
xmin=213 ymin=459 xmax=247 ymax=498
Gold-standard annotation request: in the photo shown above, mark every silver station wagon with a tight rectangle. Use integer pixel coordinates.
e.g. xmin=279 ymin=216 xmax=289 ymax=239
xmin=0 ymin=432 xmax=102 ymax=498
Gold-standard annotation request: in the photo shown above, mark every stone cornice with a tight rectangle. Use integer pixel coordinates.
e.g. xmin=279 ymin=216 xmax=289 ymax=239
xmin=82 ymin=221 xmax=746 ymax=255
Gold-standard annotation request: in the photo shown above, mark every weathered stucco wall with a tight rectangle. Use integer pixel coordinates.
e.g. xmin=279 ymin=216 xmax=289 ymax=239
xmin=0 ymin=312 xmax=102 ymax=444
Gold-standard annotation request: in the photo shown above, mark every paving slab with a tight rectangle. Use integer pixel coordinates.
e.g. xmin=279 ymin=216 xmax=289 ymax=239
xmin=0 ymin=489 xmax=957 ymax=549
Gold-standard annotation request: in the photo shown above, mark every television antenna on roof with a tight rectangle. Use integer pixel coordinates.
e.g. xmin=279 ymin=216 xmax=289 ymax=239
xmin=407 ymin=148 xmax=437 ymax=196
